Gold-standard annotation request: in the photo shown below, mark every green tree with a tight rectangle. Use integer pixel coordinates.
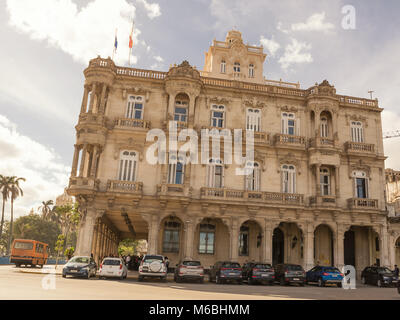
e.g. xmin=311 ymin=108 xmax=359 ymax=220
xmin=118 ymin=239 xmax=140 ymax=256
xmin=38 ymin=200 xmax=54 ymax=220
xmin=54 ymin=203 xmax=80 ymax=250
xmin=54 ymin=234 xmax=65 ymax=267
xmin=7 ymin=176 xmax=26 ymax=255
xmin=0 ymin=221 xmax=9 ymax=255
xmin=13 ymin=214 xmax=60 ymax=254
xmin=0 ymin=175 xmax=13 ymax=242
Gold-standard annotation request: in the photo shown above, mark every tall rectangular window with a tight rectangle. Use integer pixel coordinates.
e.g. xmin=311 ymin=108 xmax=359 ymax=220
xmin=162 ymin=221 xmax=180 ymax=253
xmin=199 ymin=224 xmax=215 ymax=254
xmin=211 ymin=105 xmax=225 ymax=128
xmin=351 ymin=121 xmax=364 ymax=143
xmin=239 ymin=226 xmax=249 ymax=256
xmin=126 ymin=96 xmax=144 ymax=119
xmin=246 ymin=108 xmax=261 ymax=132
xmin=282 ymin=112 xmax=297 ymax=135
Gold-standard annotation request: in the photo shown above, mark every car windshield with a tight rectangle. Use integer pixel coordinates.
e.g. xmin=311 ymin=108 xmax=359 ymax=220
xmin=182 ymin=261 xmax=201 ymax=266
xmin=222 ymin=263 xmax=240 ymax=268
xmin=377 ymin=267 xmax=392 ymax=274
xmin=287 ymin=265 xmax=303 ymax=271
xmin=14 ymin=242 xmax=33 ymax=250
xmin=323 ymin=267 xmax=340 ymax=273
xmin=69 ymin=257 xmax=89 ymax=264
xmin=254 ymin=264 xmax=272 ymax=269
xmin=143 ymin=255 xmax=163 ymax=263
xmin=103 ymin=259 xmax=121 ymax=266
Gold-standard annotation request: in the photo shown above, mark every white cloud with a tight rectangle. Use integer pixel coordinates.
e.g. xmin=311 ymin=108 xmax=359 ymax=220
xmin=5 ymin=0 xmax=161 ymax=66
xmin=260 ymin=35 xmax=281 ymax=57
xmin=291 ymin=12 xmax=335 ymax=33
xmin=278 ymin=38 xmax=313 ymax=70
xmin=277 ymin=21 xmax=290 ymax=34
xmin=154 ymin=55 xmax=164 ymax=63
xmin=0 ymin=114 xmax=70 ymax=219
xmin=136 ymin=0 xmax=161 ymax=19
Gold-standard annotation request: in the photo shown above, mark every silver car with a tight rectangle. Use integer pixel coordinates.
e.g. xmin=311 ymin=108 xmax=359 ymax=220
xmin=138 ymin=255 xmax=167 ymax=282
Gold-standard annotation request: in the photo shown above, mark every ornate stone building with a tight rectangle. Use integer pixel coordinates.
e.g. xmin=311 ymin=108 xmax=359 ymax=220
xmin=68 ymin=30 xmax=389 ymax=277
xmin=385 ymin=169 xmax=400 ymax=267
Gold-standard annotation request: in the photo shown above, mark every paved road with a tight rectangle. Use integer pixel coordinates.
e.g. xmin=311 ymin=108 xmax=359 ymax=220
xmin=0 ymin=266 xmax=399 ymax=300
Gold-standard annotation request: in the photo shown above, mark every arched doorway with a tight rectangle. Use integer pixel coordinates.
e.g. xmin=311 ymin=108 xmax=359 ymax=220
xmin=159 ymin=215 xmax=184 ymax=266
xmin=395 ymin=237 xmax=400 ymax=266
xmin=272 ymin=228 xmax=284 ymax=266
xmin=237 ymin=220 xmax=263 ymax=265
xmin=314 ymin=224 xmax=334 ymax=266
xmin=344 ymin=229 xmax=355 ymax=267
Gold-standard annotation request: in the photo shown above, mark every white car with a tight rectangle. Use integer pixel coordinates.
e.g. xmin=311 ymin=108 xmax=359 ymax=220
xmin=99 ymin=257 xmax=128 ymax=280
xmin=138 ymin=255 xmax=167 ymax=282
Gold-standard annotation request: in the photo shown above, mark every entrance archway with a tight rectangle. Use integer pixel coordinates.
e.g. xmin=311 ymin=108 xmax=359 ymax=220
xmin=159 ymin=215 xmax=184 ymax=266
xmin=272 ymin=228 xmax=284 ymax=266
xmin=344 ymin=229 xmax=355 ymax=267
xmin=237 ymin=220 xmax=263 ymax=265
xmin=314 ymin=224 xmax=334 ymax=266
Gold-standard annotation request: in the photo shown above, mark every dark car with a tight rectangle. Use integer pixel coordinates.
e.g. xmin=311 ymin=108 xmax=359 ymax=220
xmin=242 ymin=262 xmax=275 ymax=285
xmin=62 ymin=256 xmax=97 ymax=279
xmin=306 ymin=266 xmax=343 ymax=287
xmin=174 ymin=260 xmax=204 ymax=283
xmin=361 ymin=266 xmax=398 ymax=287
xmin=274 ymin=264 xmax=306 ymax=286
xmin=209 ymin=261 xmax=242 ymax=284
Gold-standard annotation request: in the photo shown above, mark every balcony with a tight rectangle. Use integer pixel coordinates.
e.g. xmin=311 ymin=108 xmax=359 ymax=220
xmin=309 ymin=137 xmax=335 ymax=148
xmin=345 ymin=141 xmax=375 ymax=154
xmin=347 ymin=198 xmax=379 ymax=210
xmin=309 ymin=195 xmax=336 ymax=207
xmin=79 ymin=113 xmax=105 ymax=126
xmin=68 ymin=177 xmax=99 ymax=195
xmin=274 ymin=134 xmax=306 ymax=149
xmin=114 ymin=118 xmax=150 ymax=130
xmin=107 ymin=180 xmax=143 ymax=195
xmin=200 ymin=187 xmax=304 ymax=206
xmin=157 ymin=183 xmax=192 ymax=198
xmin=243 ymin=130 xmax=270 ymax=145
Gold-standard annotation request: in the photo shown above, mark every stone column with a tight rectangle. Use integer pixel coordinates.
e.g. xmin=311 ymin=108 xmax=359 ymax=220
xmin=71 ymin=145 xmax=80 ymax=177
xmin=91 ymin=219 xmax=99 ymax=257
xmin=90 ymin=145 xmax=99 ymax=177
xmin=389 ymin=233 xmax=396 ymax=268
xmin=380 ymin=226 xmax=390 ymax=267
xmin=88 ymin=83 xmax=97 ymax=113
xmin=80 ymin=86 xmax=89 ymax=113
xmin=167 ymin=93 xmax=175 ymax=121
xmin=99 ymin=223 xmax=105 ymax=261
xmin=99 ymin=84 xmax=107 ymax=114
xmin=262 ymin=222 xmax=273 ymax=264
xmin=335 ymin=165 xmax=340 ymax=198
xmin=230 ymin=220 xmax=239 ymax=262
xmin=183 ymin=220 xmax=195 ymax=260
xmin=315 ymin=164 xmax=321 ymax=196
xmin=336 ymin=228 xmax=345 ymax=270
xmin=147 ymin=215 xmax=159 ymax=254
xmin=79 ymin=144 xmax=88 ymax=177
xmin=75 ymin=208 xmax=97 ymax=256
xmin=303 ymin=224 xmax=315 ymax=271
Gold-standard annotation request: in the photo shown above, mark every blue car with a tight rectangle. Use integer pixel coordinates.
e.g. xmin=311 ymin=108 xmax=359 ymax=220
xmin=306 ymin=266 xmax=343 ymax=287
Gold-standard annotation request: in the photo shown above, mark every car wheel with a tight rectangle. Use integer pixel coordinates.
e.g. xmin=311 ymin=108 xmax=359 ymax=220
xmin=62 ymin=274 xmax=66 ymax=278
xmin=337 ymin=282 xmax=342 ymax=288
xmin=397 ymin=286 xmax=400 ymax=295
xmin=377 ymin=279 xmax=382 ymax=288
xmin=162 ymin=276 xmax=167 ymax=283
xmin=176 ymin=276 xmax=181 ymax=283
xmin=269 ymin=281 xmax=274 ymax=286
xmin=318 ymin=278 xmax=324 ymax=287
xmin=15 ymin=263 xmax=20 ymax=268
xmin=361 ymin=276 xmax=367 ymax=285
xmin=138 ymin=276 xmax=143 ymax=282
xmin=237 ymin=279 xmax=242 ymax=285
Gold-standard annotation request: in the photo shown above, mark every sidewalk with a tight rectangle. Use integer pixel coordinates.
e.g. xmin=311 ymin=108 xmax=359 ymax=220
xmin=16 ymin=265 xmax=64 ymax=275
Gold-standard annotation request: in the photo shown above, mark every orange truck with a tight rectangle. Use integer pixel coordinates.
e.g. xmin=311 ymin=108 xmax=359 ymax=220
xmin=10 ymin=239 xmax=49 ymax=268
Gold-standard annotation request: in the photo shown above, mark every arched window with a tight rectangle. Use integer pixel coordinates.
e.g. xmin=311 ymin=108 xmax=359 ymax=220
xmin=246 ymin=108 xmax=261 ymax=132
xmin=126 ymin=96 xmax=144 ymax=119
xmin=199 ymin=223 xmax=215 ymax=254
xmin=352 ymin=170 xmax=368 ymax=198
xmin=211 ymin=104 xmax=225 ymax=128
xmin=174 ymin=94 xmax=189 ymax=123
xmin=248 ymin=64 xmax=255 ymax=78
xmin=168 ymin=155 xmax=185 ymax=185
xmin=246 ymin=161 xmax=260 ymax=191
xmin=351 ymin=121 xmax=364 ymax=143
xmin=320 ymin=167 xmax=330 ymax=195
xmin=162 ymin=219 xmax=180 ymax=253
xmin=208 ymin=158 xmax=224 ymax=188
xmin=233 ymin=62 xmax=241 ymax=73
xmin=282 ymin=164 xmax=296 ymax=193
xmin=220 ymin=60 xmax=226 ymax=73
xmin=320 ymin=116 xmax=328 ymax=138
xmin=118 ymin=151 xmax=138 ymax=181
xmin=281 ymin=112 xmax=298 ymax=135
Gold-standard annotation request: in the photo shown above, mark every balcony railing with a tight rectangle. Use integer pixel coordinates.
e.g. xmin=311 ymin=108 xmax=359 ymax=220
xmin=345 ymin=142 xmax=375 ymax=153
xmin=157 ymin=183 xmax=192 ymax=197
xmin=310 ymin=195 xmax=336 ymax=207
xmin=107 ymin=180 xmax=143 ymax=193
xmin=114 ymin=118 xmax=150 ymax=129
xmin=347 ymin=198 xmax=378 ymax=210
xmin=79 ymin=113 xmax=105 ymax=125
xmin=274 ymin=134 xmax=306 ymax=147
xmin=200 ymin=187 xmax=304 ymax=205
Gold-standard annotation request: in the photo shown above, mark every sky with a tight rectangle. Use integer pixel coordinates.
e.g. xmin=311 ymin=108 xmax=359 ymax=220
xmin=0 ymin=0 xmax=400 ymax=219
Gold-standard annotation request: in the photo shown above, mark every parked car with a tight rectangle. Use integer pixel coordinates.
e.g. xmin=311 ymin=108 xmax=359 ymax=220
xmin=306 ymin=266 xmax=343 ymax=287
xmin=361 ymin=266 xmax=398 ymax=287
xmin=209 ymin=261 xmax=242 ymax=284
xmin=274 ymin=264 xmax=306 ymax=286
xmin=138 ymin=255 xmax=167 ymax=282
xmin=397 ymin=279 xmax=400 ymax=294
xmin=99 ymin=257 xmax=128 ymax=280
xmin=242 ymin=262 xmax=275 ymax=285
xmin=62 ymin=256 xmax=97 ymax=279
xmin=174 ymin=260 xmax=204 ymax=283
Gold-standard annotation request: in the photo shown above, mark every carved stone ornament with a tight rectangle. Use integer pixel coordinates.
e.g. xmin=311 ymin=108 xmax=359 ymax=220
xmin=167 ymin=60 xmax=201 ymax=80
xmin=243 ymin=96 xmax=267 ymax=110
xmin=113 ymin=141 xmax=144 ymax=160
xmin=277 ymin=153 xmax=302 ymax=174
xmin=345 ymin=113 xmax=368 ymax=127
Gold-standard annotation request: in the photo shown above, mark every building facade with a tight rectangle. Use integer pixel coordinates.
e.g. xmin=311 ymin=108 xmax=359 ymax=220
xmin=68 ymin=30 xmax=390 ymax=277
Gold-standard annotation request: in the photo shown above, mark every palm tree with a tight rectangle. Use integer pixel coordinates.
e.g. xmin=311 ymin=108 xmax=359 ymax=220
xmin=7 ymin=176 xmax=25 ymax=255
xmin=0 ymin=175 xmax=13 ymax=243
xmin=39 ymin=200 xmax=54 ymax=220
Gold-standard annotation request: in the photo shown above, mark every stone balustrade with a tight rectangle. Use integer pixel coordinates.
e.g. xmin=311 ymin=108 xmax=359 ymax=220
xmin=347 ymin=198 xmax=379 ymax=210
xmin=274 ymin=133 xmax=306 ymax=146
xmin=345 ymin=141 xmax=375 ymax=153
xmin=107 ymin=180 xmax=143 ymax=193
xmin=114 ymin=118 xmax=150 ymax=130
